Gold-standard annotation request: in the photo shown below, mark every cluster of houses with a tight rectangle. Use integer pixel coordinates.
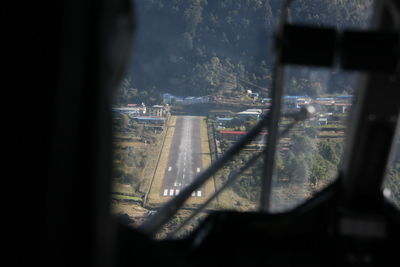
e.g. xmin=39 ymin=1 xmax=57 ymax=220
xmin=112 ymin=103 xmax=169 ymax=126
xmin=216 ymin=94 xmax=352 ymax=125
xmin=214 ymin=108 xmax=263 ymax=130
xmin=259 ymin=95 xmax=352 ymax=115
xmin=282 ymin=95 xmax=352 ymax=112
xmin=215 ymin=94 xmax=353 ymax=143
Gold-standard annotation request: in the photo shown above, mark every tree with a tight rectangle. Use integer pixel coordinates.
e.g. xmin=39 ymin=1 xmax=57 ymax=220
xmin=182 ymin=32 xmax=193 ymax=50
xmin=220 ymin=139 xmax=229 ymax=152
xmin=275 ymin=152 xmax=285 ymax=178
xmin=120 ymin=114 xmax=130 ymax=129
xmin=291 ymin=134 xmax=316 ymax=156
xmin=226 ymin=118 xmax=242 ymax=128
xmin=310 ymin=154 xmax=336 ymax=186
xmin=305 ymin=127 xmax=319 ymax=138
xmin=293 ymin=156 xmax=311 ymax=184
xmin=184 ymin=1 xmax=204 ymax=35
xmin=123 ymin=168 xmax=141 ymax=185
xmin=318 ymin=140 xmax=340 ymax=165
xmin=244 ymin=117 xmax=257 ymax=131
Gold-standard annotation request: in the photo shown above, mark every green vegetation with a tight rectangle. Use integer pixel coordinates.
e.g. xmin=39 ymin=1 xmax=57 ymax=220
xmin=112 ymin=116 xmax=165 ymax=199
xmin=110 ymin=0 xmax=400 ymax=232
xmin=113 ymin=147 xmax=146 ymax=187
xmin=113 ymin=0 xmax=373 ymax=105
xmin=213 ymin=118 xmax=345 ymax=211
xmin=111 ymin=194 xmax=143 ymax=203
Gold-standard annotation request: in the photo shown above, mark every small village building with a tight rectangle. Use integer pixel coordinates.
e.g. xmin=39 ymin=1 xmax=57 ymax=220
xmin=147 ymin=105 xmax=165 ymax=117
xmin=216 ymin=117 xmax=234 ymax=126
xmin=250 ymin=92 xmax=259 ymax=98
xmin=112 ymin=106 xmax=146 ymax=116
xmin=237 ymin=109 xmax=262 ymax=120
xmin=318 ymin=117 xmax=328 ymax=125
xmin=283 ymin=96 xmax=309 ymax=108
xmin=237 ymin=111 xmax=260 ymax=120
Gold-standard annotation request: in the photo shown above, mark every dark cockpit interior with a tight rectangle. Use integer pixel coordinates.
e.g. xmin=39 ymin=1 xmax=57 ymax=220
xmin=4 ymin=0 xmax=400 ymax=266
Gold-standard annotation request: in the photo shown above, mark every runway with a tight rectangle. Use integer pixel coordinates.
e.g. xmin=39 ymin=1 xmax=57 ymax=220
xmin=160 ymin=116 xmax=204 ymax=197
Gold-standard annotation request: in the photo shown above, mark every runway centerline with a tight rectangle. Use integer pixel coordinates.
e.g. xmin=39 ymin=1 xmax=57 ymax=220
xmin=160 ymin=116 xmax=204 ymax=198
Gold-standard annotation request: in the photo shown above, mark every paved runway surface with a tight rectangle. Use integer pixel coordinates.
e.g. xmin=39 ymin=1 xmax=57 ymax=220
xmin=160 ymin=116 xmax=204 ymax=197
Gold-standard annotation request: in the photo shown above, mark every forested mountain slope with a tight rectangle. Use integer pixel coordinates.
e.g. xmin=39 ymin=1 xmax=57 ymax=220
xmin=116 ymin=0 xmax=373 ymax=104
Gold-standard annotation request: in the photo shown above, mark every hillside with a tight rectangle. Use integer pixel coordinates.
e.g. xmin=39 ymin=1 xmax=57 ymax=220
xmin=115 ymin=0 xmax=373 ymax=105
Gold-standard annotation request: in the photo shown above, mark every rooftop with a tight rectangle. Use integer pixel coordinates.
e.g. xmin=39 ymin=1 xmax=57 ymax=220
xmin=217 ymin=117 xmax=234 ymax=121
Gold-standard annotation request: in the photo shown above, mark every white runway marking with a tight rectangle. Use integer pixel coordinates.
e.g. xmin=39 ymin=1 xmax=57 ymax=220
xmin=162 ymin=116 xmax=202 ymax=199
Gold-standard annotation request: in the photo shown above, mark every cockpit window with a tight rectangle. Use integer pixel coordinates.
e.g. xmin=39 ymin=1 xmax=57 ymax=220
xmin=270 ymin=67 xmax=356 ymax=212
xmin=111 ymin=0 xmax=375 ymax=238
